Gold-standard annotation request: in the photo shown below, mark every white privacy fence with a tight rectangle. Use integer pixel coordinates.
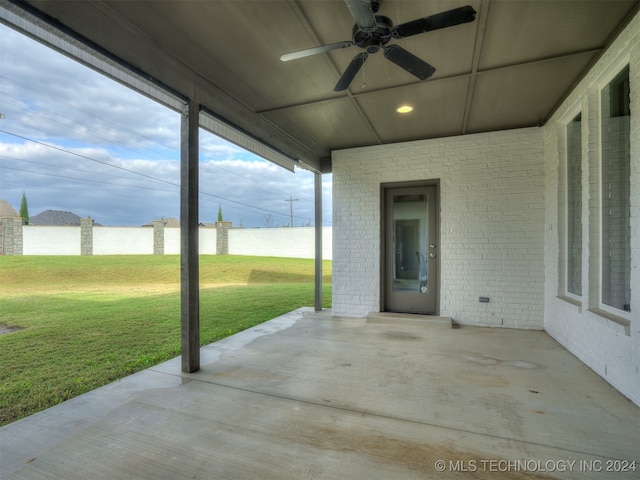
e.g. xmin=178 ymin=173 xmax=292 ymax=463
xmin=23 ymin=226 xmax=81 ymax=255
xmin=93 ymin=227 xmax=154 ymax=255
xmin=5 ymin=221 xmax=332 ymax=259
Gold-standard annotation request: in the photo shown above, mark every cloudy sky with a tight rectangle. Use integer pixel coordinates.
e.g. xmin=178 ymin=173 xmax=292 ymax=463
xmin=0 ymin=24 xmax=332 ymax=228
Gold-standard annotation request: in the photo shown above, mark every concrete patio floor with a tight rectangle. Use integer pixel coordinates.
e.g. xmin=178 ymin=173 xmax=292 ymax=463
xmin=1 ymin=308 xmax=638 ymax=479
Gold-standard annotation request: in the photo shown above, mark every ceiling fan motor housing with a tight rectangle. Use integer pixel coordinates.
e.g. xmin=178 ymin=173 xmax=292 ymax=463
xmin=352 ymin=15 xmax=393 ymax=54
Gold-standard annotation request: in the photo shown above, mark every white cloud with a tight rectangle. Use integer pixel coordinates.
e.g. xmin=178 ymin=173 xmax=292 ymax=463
xmin=0 ymin=24 xmax=332 ymax=228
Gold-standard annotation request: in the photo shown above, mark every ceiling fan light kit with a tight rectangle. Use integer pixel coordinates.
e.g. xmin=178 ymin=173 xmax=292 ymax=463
xmin=280 ymin=1 xmax=477 ymax=92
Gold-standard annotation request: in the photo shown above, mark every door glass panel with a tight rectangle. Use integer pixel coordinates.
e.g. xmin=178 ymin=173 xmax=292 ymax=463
xmin=392 ymin=194 xmax=428 ymax=294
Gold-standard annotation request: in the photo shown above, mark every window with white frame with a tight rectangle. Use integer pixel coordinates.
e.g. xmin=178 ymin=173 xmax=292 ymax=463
xmin=566 ymin=113 xmax=582 ymax=297
xmin=600 ymin=65 xmax=631 ymax=312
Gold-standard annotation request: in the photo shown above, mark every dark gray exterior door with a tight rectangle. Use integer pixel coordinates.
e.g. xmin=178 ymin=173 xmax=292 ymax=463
xmin=384 ymin=185 xmax=438 ymax=314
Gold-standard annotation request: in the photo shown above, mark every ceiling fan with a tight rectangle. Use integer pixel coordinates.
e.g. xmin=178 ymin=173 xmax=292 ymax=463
xmin=280 ymin=0 xmax=477 ymax=91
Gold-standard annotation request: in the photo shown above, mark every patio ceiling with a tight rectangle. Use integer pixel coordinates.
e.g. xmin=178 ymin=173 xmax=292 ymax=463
xmin=6 ymin=0 xmax=640 ymax=172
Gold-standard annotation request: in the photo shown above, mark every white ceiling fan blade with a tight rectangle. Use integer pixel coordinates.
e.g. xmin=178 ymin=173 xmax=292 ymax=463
xmin=344 ymin=0 xmax=376 ymax=30
xmin=280 ymin=41 xmax=354 ymax=62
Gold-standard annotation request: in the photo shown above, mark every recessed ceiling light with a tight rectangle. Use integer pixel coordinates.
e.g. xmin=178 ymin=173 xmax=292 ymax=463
xmin=396 ymin=105 xmax=413 ymax=114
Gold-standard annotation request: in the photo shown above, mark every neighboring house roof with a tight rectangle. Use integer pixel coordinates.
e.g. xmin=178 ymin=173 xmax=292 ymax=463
xmin=142 ymin=218 xmax=221 ymax=228
xmin=160 ymin=217 xmax=180 ymax=228
xmin=29 ymin=210 xmax=98 ymax=226
xmin=0 ymin=199 xmax=19 ymax=218
xmin=142 ymin=217 xmax=180 ymax=228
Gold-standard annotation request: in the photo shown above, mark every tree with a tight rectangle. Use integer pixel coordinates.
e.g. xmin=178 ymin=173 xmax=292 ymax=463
xmin=217 ymin=205 xmax=223 ymax=222
xmin=19 ymin=191 xmax=29 ymax=225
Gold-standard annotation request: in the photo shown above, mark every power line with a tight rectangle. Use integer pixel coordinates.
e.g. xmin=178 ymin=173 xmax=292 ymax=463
xmin=284 ymin=196 xmax=299 ymax=227
xmin=0 ymin=75 xmax=310 ymax=222
xmin=0 ymin=129 xmax=178 ymax=186
xmin=0 ymin=164 xmax=175 ymax=192
xmin=201 ymin=160 xmax=292 ymax=199
xmin=0 ymin=28 xmax=331 ymax=226
xmin=0 ymin=155 xmax=152 ymax=182
xmin=0 ymin=163 xmax=298 ymax=222
xmin=2 ymin=73 xmax=295 ymax=197
xmin=0 ymin=129 xmax=311 ymax=223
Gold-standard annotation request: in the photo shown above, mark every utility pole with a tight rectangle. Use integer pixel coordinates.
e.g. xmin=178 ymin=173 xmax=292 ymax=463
xmin=284 ymin=196 xmax=299 ymax=227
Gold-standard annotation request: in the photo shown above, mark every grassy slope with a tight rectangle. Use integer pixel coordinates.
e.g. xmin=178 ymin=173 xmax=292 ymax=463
xmin=0 ymin=255 xmax=332 ymax=426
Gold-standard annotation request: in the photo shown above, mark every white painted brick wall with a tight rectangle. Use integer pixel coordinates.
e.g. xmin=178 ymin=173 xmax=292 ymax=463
xmin=544 ymin=11 xmax=640 ymax=406
xmin=332 ymin=127 xmax=545 ymax=326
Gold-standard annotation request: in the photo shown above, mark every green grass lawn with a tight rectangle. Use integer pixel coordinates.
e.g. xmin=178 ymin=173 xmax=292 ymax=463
xmin=0 ymin=255 xmax=332 ymax=426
